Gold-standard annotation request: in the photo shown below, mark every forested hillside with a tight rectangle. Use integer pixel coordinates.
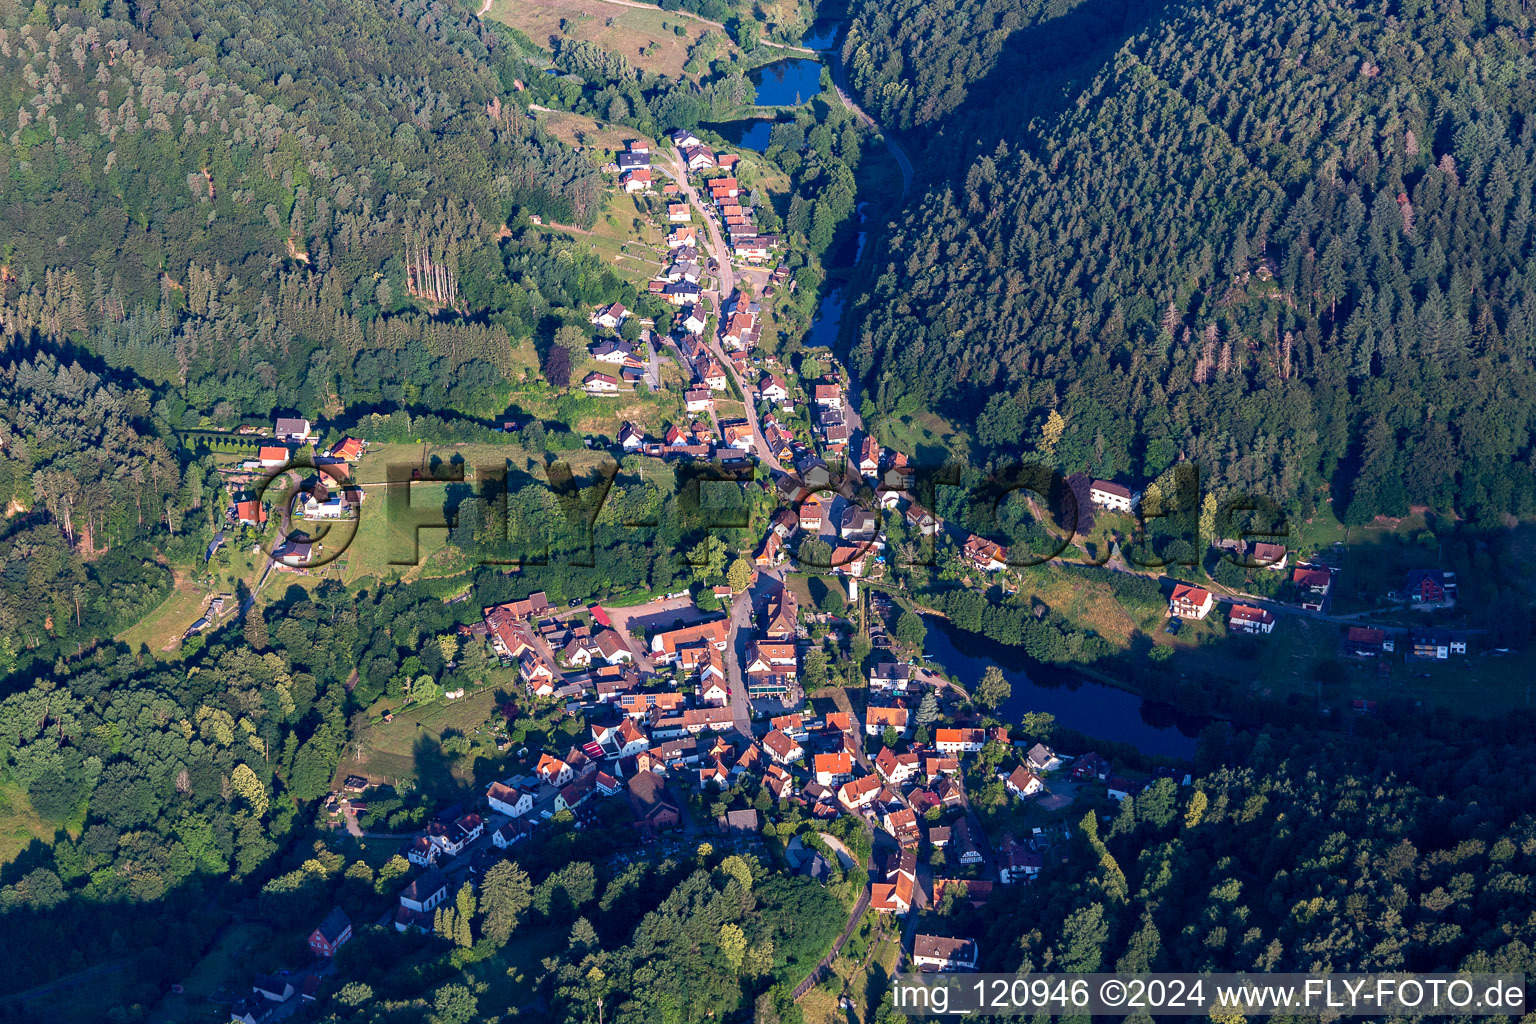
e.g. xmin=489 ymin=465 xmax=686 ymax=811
xmin=949 ymin=725 xmax=1536 ymax=991
xmin=0 ymin=0 xmax=618 ymax=669
xmin=849 ymin=0 xmax=1536 ymax=524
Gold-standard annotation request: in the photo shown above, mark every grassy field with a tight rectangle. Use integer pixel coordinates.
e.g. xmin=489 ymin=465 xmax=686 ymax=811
xmin=114 ymin=576 xmax=212 ymax=655
xmin=0 ymin=781 xmax=56 ymax=866
xmin=350 ymin=684 xmax=514 ymax=790
xmin=875 ymin=411 xmax=973 ymax=466
xmin=532 ymin=107 xmax=659 ymax=157
xmin=145 ymin=921 xmax=275 ymax=1024
xmin=487 ymin=0 xmax=735 ymax=78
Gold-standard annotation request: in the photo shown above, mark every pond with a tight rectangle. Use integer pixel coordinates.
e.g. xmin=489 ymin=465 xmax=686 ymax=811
xmin=803 ymin=286 xmax=845 ymax=350
xmin=703 ymin=118 xmax=774 ymax=152
xmin=799 ymin=19 xmax=841 ymax=50
xmin=921 ymin=615 xmax=1205 ymax=759
xmin=751 ymin=57 xmax=824 ymax=106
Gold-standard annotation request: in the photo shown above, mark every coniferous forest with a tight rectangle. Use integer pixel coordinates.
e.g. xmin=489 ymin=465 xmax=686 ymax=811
xmin=847 ymin=0 xmax=1536 ymax=525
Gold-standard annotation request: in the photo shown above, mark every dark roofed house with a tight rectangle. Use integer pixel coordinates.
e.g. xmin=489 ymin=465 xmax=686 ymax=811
xmin=1345 ymin=626 xmax=1394 ymax=657
xmin=307 ymin=906 xmax=353 ymax=958
xmin=627 ymin=769 xmax=682 ymax=835
xmin=722 ymin=808 xmax=760 ymax=834
xmin=912 ymin=934 xmax=979 ymax=972
xmin=1403 ymin=569 xmax=1457 ymax=607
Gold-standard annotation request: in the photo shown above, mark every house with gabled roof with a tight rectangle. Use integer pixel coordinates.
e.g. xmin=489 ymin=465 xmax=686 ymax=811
xmin=814 ymin=751 xmax=853 ymax=787
xmin=837 ymin=774 xmax=883 ymax=813
xmin=762 ymin=729 xmax=804 ymax=765
xmin=1228 ymin=603 xmax=1276 ymax=634
xmin=1088 ymin=479 xmax=1139 ymax=513
xmin=1169 ymin=583 xmax=1214 ymax=619
xmin=1005 ymin=766 xmax=1043 ymax=799
xmin=865 ymin=705 xmax=909 ymax=737
xmin=1292 ymin=566 xmax=1332 ymax=611
xmin=913 ymin=934 xmax=978 ymax=971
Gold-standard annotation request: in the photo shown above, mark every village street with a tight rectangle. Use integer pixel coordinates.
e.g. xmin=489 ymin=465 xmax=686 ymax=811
xmin=663 ymin=145 xmax=785 ymax=474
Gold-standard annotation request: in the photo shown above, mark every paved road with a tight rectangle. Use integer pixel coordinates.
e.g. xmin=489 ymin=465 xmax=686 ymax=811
xmin=724 ymin=571 xmax=781 ymax=738
xmin=794 ymin=858 xmax=874 ymax=1000
xmin=825 ymin=46 xmax=913 ymax=201
xmin=665 ymin=146 xmax=786 ymax=475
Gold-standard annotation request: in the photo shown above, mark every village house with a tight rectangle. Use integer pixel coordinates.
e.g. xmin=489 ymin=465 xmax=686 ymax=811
xmin=1071 ymin=752 xmax=1112 ymax=781
xmin=870 ymin=857 xmax=915 ymax=915
xmin=681 ymin=305 xmax=708 ymax=334
xmin=813 ymin=382 xmax=843 ymax=408
xmin=1403 ymin=569 xmax=1457 ymax=608
xmin=858 ymin=436 xmax=881 ymax=477
xmin=684 ymin=386 xmax=715 ymax=414
xmin=590 ymin=301 xmax=628 ymax=330
xmin=912 ymin=935 xmax=978 ymax=972
xmin=760 ymin=374 xmax=790 ymax=403
xmin=627 ymin=769 xmax=682 ymax=835
xmin=651 ymin=619 xmax=729 ymax=663
xmin=667 ymin=203 xmax=692 ymax=223
xmin=953 ymin=819 xmax=983 ymax=865
xmin=866 ymin=705 xmax=909 ymax=737
xmin=234 ymin=496 xmax=266 ymax=526
xmin=813 ymin=751 xmax=853 ymax=787
xmin=840 ymin=505 xmax=878 ymax=541
xmin=274 ymin=416 xmax=312 ymax=442
xmin=582 ymin=372 xmax=622 ymax=396
xmin=998 ymin=838 xmax=1045 ymax=884
xmin=307 ymin=907 xmax=353 ymax=958
xmin=405 ymin=836 xmax=439 ymax=868
xmin=1345 ymin=626 xmax=1394 ymax=657
xmin=1249 ymin=540 xmax=1289 ymax=571
xmin=621 ymin=167 xmax=652 ymax=193
xmin=427 ymin=813 xmax=484 ymax=857
xmin=1025 ymin=743 xmax=1060 ymax=773
xmin=328 ymin=436 xmax=365 ymax=461
xmin=926 ymin=756 xmax=960 ymax=781
xmin=486 ymin=780 xmax=536 ymax=818
xmin=799 ymin=495 xmax=826 ymax=533
xmin=762 ymin=729 xmax=805 ymax=765
xmin=1088 ymin=479 xmax=1140 ymax=513
xmin=1168 ymin=583 xmax=1215 ymax=620
xmin=258 ymin=445 xmax=289 ymax=469
xmin=762 ymin=589 xmax=798 ymax=640
xmin=874 ymin=746 xmax=921 ymax=786
xmin=1292 ymin=565 xmax=1332 ymax=611
xmin=1005 ymin=766 xmax=1044 ymax=799
xmin=935 ymin=728 xmax=987 ymax=755
xmin=491 ymin=818 xmax=535 ymax=849
xmin=883 ymin=807 xmax=921 ymax=847
xmin=962 ymin=535 xmax=1008 ymax=572
xmin=905 ymin=504 xmax=941 ymax=537
xmin=838 ymin=774 xmax=883 ymax=813
xmin=591 ymin=337 xmax=634 ymax=364
xmin=1410 ymin=629 xmax=1467 ymax=660
xmin=1227 ymin=603 xmax=1276 ymax=634
xmin=395 ymin=868 xmax=450 ymax=932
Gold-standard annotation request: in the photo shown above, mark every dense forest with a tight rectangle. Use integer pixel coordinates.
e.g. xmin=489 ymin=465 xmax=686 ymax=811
xmin=847 ymin=0 xmax=1536 ymax=526
xmin=941 ymin=723 xmax=1536 ymax=1014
